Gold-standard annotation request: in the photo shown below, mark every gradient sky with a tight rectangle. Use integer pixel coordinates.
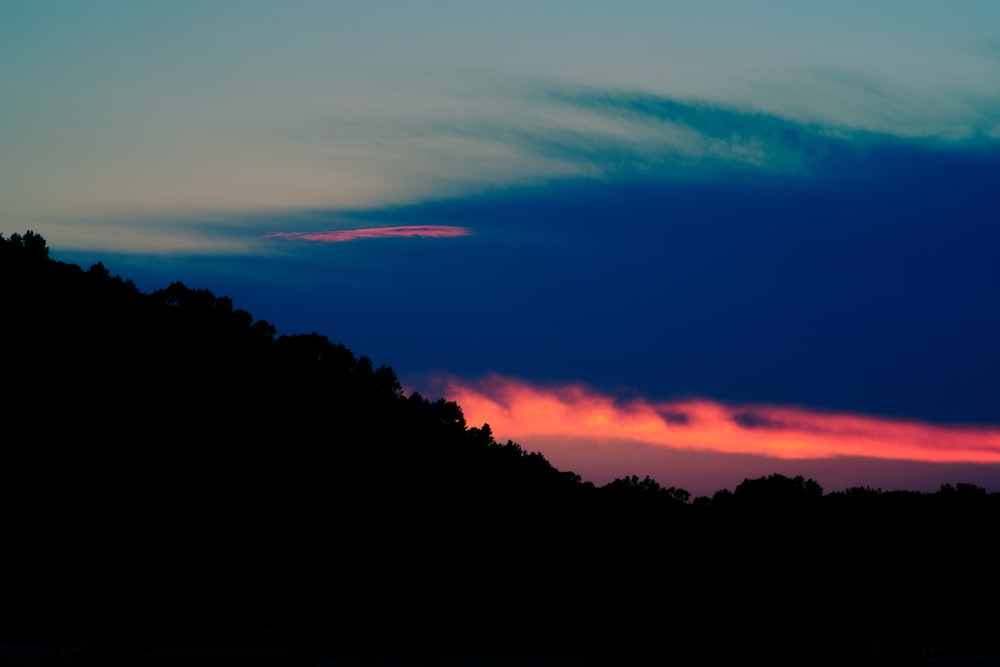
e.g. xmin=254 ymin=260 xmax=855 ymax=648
xmin=4 ymin=2 xmax=999 ymax=495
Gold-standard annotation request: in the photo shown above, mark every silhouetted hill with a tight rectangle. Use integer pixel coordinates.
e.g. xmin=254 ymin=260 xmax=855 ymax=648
xmin=3 ymin=232 xmax=999 ymax=666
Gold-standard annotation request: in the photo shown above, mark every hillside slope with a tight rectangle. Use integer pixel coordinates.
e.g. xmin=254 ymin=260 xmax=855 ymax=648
xmin=3 ymin=232 xmax=999 ymax=666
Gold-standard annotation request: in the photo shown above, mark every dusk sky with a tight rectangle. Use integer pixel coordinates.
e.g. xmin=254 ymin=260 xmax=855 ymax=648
xmin=4 ymin=1 xmax=999 ymax=495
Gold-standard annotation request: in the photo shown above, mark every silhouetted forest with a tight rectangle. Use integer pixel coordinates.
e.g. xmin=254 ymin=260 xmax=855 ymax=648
xmin=2 ymin=231 xmax=998 ymax=666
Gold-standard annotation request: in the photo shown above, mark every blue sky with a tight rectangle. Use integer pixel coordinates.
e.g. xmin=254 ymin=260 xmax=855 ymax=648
xmin=4 ymin=2 xmax=999 ymax=492
xmin=4 ymin=1 xmax=998 ymax=233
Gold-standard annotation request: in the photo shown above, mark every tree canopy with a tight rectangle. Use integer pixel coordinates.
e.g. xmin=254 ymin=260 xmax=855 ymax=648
xmin=2 ymin=231 xmax=998 ymax=666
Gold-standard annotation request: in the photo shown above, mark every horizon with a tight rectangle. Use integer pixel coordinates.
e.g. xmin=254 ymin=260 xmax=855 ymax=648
xmin=11 ymin=233 xmax=998 ymax=499
xmin=4 ymin=1 xmax=1000 ymax=495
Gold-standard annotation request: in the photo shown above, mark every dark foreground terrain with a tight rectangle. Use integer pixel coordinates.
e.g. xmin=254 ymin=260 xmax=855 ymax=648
xmin=2 ymin=231 xmax=998 ymax=666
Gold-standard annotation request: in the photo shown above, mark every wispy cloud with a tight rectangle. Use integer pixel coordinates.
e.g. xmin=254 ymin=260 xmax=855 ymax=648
xmin=426 ymin=86 xmax=844 ymax=184
xmin=261 ymin=225 xmax=471 ymax=243
xmin=430 ymin=374 xmax=1000 ymax=465
xmin=30 ymin=81 xmax=1000 ymax=255
xmin=541 ymin=88 xmax=849 ymax=164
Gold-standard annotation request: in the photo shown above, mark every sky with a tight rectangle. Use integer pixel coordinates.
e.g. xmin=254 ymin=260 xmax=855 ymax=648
xmin=3 ymin=1 xmax=999 ymax=496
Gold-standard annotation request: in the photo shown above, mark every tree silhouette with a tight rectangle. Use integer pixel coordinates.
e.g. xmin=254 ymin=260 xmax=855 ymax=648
xmin=2 ymin=229 xmax=999 ymax=665
xmin=1 ymin=229 xmax=49 ymax=258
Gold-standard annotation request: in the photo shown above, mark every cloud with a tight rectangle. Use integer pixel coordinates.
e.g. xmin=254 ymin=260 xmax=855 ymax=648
xmin=731 ymin=411 xmax=787 ymax=430
xmin=443 ymin=83 xmax=999 ymax=191
xmin=431 ymin=86 xmax=848 ymax=184
xmin=261 ymin=225 xmax=471 ymax=243
xmin=428 ymin=374 xmax=1000 ymax=465
xmin=657 ymin=409 xmax=690 ymax=425
xmin=32 ymin=82 xmax=999 ymax=256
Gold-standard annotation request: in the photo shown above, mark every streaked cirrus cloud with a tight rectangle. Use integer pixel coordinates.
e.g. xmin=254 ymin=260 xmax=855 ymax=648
xmin=432 ymin=374 xmax=1000 ymax=465
xmin=262 ymin=226 xmax=471 ymax=243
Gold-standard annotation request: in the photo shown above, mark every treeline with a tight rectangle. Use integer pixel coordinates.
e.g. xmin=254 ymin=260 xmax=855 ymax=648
xmin=2 ymin=231 xmax=998 ymax=666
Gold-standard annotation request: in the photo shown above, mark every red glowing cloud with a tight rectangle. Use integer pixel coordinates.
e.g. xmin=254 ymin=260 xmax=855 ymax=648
xmin=262 ymin=226 xmax=470 ymax=242
xmin=435 ymin=374 xmax=1000 ymax=465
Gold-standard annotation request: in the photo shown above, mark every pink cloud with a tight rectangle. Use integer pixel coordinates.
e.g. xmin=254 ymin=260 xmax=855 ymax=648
xmin=421 ymin=374 xmax=1000 ymax=493
xmin=261 ymin=226 xmax=470 ymax=243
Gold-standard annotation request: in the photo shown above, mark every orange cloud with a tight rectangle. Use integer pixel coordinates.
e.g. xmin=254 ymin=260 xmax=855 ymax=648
xmin=261 ymin=226 xmax=470 ymax=242
xmin=435 ymin=374 xmax=1000 ymax=465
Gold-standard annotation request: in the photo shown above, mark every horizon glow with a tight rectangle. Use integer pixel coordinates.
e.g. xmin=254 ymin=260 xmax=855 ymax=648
xmin=434 ymin=374 xmax=1000 ymax=466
